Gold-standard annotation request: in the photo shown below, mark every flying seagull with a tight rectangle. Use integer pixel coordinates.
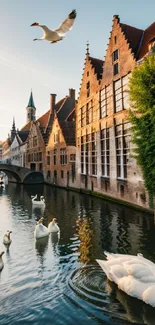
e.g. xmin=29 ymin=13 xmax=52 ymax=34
xmin=31 ymin=9 xmax=77 ymax=44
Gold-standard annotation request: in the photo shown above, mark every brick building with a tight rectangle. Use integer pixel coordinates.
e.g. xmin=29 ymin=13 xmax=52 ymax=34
xmin=45 ymin=89 xmax=76 ymax=187
xmin=26 ymin=89 xmax=76 ymax=184
xmin=75 ymin=15 xmax=155 ymax=209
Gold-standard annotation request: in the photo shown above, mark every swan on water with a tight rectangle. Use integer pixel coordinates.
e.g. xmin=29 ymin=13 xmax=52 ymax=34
xmin=31 ymin=195 xmax=45 ymax=207
xmin=48 ymin=218 xmax=60 ymax=233
xmin=34 ymin=217 xmax=49 ymax=239
xmin=3 ymin=230 xmax=12 ymax=245
xmin=96 ymin=252 xmax=155 ymax=307
xmin=30 ymin=9 xmax=77 ymax=43
xmin=0 ymin=251 xmax=4 ymax=271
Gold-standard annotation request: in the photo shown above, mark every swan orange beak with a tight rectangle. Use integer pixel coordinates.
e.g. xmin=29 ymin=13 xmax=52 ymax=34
xmin=30 ymin=22 xmax=39 ymax=26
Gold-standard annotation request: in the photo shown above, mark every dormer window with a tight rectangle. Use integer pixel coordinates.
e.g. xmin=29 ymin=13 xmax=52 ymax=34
xmin=148 ymin=37 xmax=155 ymax=52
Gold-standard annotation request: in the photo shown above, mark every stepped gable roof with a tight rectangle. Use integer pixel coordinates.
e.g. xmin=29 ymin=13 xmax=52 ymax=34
xmin=120 ymin=22 xmax=143 ymax=58
xmin=59 ymin=120 xmax=76 ymax=146
xmin=89 ymin=56 xmax=103 ymax=80
xmin=138 ymin=22 xmax=155 ymax=59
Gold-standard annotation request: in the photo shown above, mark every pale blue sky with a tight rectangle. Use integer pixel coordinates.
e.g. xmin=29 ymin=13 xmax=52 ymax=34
xmin=0 ymin=0 xmax=155 ymax=140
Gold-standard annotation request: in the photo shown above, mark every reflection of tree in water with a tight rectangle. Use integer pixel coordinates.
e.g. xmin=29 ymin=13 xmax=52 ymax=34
xmin=76 ymin=217 xmax=94 ymax=264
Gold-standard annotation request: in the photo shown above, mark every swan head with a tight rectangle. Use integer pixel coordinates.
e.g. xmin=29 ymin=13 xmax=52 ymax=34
xmin=0 ymin=251 xmax=4 ymax=258
xmin=30 ymin=22 xmax=39 ymax=27
xmin=37 ymin=217 xmax=44 ymax=224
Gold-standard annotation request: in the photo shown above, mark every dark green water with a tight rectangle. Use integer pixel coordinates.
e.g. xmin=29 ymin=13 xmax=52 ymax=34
xmin=0 ymin=183 xmax=155 ymax=325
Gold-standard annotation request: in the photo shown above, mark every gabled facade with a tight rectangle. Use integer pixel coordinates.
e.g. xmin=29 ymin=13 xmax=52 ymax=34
xmin=45 ymin=113 xmax=76 ymax=187
xmin=45 ymin=89 xmax=76 ymax=187
xmin=25 ymin=89 xmax=76 ymax=182
xmin=76 ymin=16 xmax=155 ymax=209
xmin=76 ymin=45 xmax=103 ymax=190
xmin=10 ymin=133 xmax=22 ymax=166
xmin=25 ymin=121 xmax=46 ymax=172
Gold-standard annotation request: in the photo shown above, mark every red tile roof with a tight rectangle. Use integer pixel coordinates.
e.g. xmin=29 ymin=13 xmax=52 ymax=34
xmin=120 ymin=23 xmax=143 ymax=58
xmin=20 ymin=121 xmax=32 ymax=131
xmin=138 ymin=22 xmax=155 ymax=59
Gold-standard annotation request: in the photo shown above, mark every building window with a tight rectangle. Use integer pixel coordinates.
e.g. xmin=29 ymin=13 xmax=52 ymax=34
xmin=54 ymin=149 xmax=57 ymax=165
xmin=114 ymin=36 xmax=117 ymax=44
xmin=47 ymin=154 xmax=50 ymax=165
xmin=86 ymin=100 xmax=93 ymax=124
xmin=112 ymin=49 xmax=119 ymax=62
xmin=114 ymin=75 xmax=130 ymax=112
xmin=101 ymin=128 xmax=110 ymax=177
xmin=91 ymin=132 xmax=97 ymax=176
xmin=86 ymin=81 xmax=90 ymax=98
xmin=113 ymin=63 xmax=119 ymax=75
xmin=61 ymin=170 xmax=64 ymax=178
xmin=70 ymin=154 xmax=76 ymax=161
xmin=81 ymin=106 xmax=85 ymax=127
xmin=33 ymin=136 xmax=37 ymax=147
xmin=60 ymin=148 xmax=67 ymax=165
xmin=47 ymin=170 xmax=51 ymax=178
xmin=54 ymin=131 xmax=60 ymax=143
xmin=81 ymin=136 xmax=84 ymax=174
xmin=100 ymin=86 xmax=111 ymax=118
xmin=87 ymin=71 xmax=89 ymax=77
xmin=116 ymin=123 xmax=130 ymax=180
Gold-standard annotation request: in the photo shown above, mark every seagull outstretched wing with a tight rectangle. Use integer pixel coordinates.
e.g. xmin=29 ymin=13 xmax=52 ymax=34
xmin=55 ymin=9 xmax=77 ymax=37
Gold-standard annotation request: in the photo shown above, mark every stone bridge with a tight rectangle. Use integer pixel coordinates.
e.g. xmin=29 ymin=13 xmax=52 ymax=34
xmin=0 ymin=164 xmax=44 ymax=184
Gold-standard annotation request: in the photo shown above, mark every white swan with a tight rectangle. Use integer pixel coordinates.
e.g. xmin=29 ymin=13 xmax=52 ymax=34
xmin=96 ymin=252 xmax=155 ymax=307
xmin=31 ymin=195 xmax=45 ymax=207
xmin=30 ymin=9 xmax=76 ymax=43
xmin=0 ymin=251 xmax=4 ymax=271
xmin=3 ymin=230 xmax=12 ymax=245
xmin=48 ymin=218 xmax=60 ymax=233
xmin=34 ymin=217 xmax=49 ymax=239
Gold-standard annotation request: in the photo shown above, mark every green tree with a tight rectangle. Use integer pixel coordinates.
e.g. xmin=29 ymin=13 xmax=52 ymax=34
xmin=129 ymin=50 xmax=155 ymax=207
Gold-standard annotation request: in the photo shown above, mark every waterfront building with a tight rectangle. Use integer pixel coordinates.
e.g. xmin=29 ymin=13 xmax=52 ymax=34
xmin=75 ymin=15 xmax=155 ymax=209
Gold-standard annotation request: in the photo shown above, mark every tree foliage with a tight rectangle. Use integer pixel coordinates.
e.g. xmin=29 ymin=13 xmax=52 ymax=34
xmin=129 ymin=53 xmax=155 ymax=199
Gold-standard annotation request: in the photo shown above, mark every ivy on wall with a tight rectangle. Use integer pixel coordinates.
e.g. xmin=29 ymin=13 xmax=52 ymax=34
xmin=128 ymin=49 xmax=155 ymax=207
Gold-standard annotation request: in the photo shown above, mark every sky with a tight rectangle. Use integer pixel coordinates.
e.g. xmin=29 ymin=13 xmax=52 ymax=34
xmin=0 ymin=0 xmax=155 ymax=141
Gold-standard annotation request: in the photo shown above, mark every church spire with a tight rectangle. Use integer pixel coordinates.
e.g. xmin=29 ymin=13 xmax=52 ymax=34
xmin=11 ymin=117 xmax=16 ymax=142
xmin=26 ymin=90 xmax=36 ymax=122
xmin=27 ymin=90 xmax=36 ymax=109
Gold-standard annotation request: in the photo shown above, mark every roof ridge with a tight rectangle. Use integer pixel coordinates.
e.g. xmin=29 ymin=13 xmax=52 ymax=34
xmin=56 ymin=97 xmax=68 ymax=114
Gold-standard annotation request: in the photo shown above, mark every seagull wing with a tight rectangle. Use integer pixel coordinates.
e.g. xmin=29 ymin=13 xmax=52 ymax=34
xmin=55 ymin=9 xmax=76 ymax=37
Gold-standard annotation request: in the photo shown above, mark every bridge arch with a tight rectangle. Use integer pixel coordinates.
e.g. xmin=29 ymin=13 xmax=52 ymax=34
xmin=0 ymin=169 xmax=22 ymax=183
xmin=23 ymin=172 xmax=44 ymax=184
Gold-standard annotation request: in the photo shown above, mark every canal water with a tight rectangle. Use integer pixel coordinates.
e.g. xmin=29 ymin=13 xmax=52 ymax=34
xmin=0 ymin=183 xmax=155 ymax=325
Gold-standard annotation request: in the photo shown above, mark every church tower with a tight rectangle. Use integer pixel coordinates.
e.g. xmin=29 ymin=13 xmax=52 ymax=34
xmin=26 ymin=90 xmax=36 ymax=122
xmin=11 ymin=117 xmax=16 ymax=142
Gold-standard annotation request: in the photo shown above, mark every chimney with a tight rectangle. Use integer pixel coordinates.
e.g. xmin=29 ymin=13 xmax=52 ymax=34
xmin=69 ymin=88 xmax=75 ymax=99
xmin=50 ymin=93 xmax=57 ymax=112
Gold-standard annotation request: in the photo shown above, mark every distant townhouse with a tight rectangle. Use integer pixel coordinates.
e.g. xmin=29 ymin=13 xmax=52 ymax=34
xmin=26 ymin=89 xmax=76 ymax=186
xmin=75 ymin=16 xmax=155 ymax=209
